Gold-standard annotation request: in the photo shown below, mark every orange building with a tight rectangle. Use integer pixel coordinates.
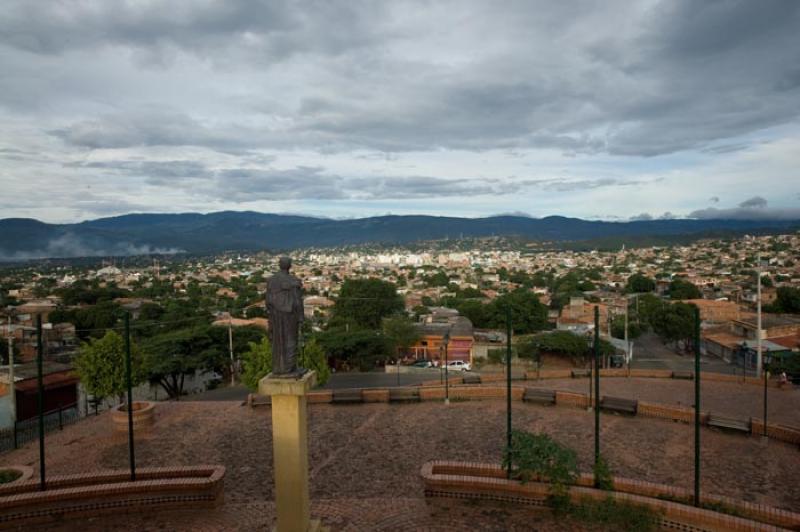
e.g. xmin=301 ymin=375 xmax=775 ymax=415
xmin=408 ymin=308 xmax=474 ymax=364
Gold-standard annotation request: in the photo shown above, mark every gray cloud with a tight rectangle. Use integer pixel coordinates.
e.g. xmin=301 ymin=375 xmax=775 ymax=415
xmin=690 ymin=197 xmax=800 ymax=220
xmin=9 ymin=0 xmax=794 ymax=157
xmin=630 ymin=213 xmax=653 ymax=221
xmin=738 ymin=196 xmax=768 ymax=209
xmin=709 ymin=196 xmax=720 ymax=203
xmin=0 ymin=232 xmax=182 ymax=261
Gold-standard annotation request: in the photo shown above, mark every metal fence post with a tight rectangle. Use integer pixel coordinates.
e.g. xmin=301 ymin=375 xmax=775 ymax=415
xmin=36 ymin=314 xmax=46 ymax=491
xmin=694 ymin=305 xmax=701 ymax=507
xmin=125 ymin=313 xmax=136 ymax=481
xmin=506 ymin=305 xmax=512 ymax=479
xmin=593 ymin=306 xmax=600 ymax=482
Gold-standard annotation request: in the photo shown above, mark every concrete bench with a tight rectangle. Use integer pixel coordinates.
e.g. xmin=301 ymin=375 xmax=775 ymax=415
xmin=389 ymin=387 xmax=421 ymax=403
xmin=672 ymin=370 xmax=694 ymax=380
xmin=707 ymin=415 xmax=750 ymax=434
xmin=462 ymin=374 xmax=481 ymax=385
xmin=600 ymin=396 xmax=638 ymax=415
xmin=571 ymin=369 xmax=591 ymax=378
xmin=523 ymin=388 xmax=556 ymax=405
xmin=332 ymin=389 xmax=363 ymax=404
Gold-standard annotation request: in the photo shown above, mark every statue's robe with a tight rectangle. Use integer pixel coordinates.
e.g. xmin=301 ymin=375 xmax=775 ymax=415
xmin=266 ymin=271 xmax=304 ymax=374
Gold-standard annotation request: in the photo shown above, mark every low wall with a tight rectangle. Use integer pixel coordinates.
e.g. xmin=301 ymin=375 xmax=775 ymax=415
xmin=0 ymin=465 xmax=225 ymax=529
xmin=421 ymin=461 xmax=800 ymax=531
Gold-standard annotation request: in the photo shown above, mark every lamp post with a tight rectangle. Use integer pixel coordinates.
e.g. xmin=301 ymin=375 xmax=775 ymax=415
xmin=763 ymin=350 xmax=772 ymax=440
xmin=443 ymin=329 xmax=450 ymax=405
xmin=4 ymin=307 xmax=15 ymax=423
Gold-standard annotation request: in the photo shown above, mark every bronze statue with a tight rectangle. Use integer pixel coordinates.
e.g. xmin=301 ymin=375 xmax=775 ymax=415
xmin=265 ymin=256 xmax=306 ymax=377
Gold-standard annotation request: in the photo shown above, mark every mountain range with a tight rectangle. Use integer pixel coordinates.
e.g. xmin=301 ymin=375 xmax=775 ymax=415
xmin=1 ymin=212 xmax=798 ymax=260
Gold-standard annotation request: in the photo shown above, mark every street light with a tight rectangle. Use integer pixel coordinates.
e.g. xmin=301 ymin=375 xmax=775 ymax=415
xmin=763 ymin=350 xmax=772 ymax=440
xmin=443 ymin=329 xmax=451 ymax=405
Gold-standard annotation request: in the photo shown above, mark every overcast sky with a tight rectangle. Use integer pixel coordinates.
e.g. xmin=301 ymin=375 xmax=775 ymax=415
xmin=1 ymin=0 xmax=799 ymax=223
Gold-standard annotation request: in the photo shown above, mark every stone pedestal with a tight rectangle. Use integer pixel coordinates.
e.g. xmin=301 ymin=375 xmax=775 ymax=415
xmin=259 ymin=371 xmax=323 ymax=532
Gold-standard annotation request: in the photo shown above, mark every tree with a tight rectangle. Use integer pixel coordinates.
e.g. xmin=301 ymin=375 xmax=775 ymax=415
xmin=299 ymin=338 xmax=330 ymax=386
xmin=768 ymin=287 xmax=800 ymax=314
xmin=668 ymin=278 xmax=701 ymax=300
xmin=625 ymin=274 xmax=655 ymax=294
xmin=330 ymin=278 xmax=404 ymax=329
xmin=141 ymin=325 xmax=222 ymax=399
xmin=74 ymin=331 xmax=144 ymax=403
xmin=611 ymin=316 xmax=642 ymax=340
xmin=241 ymin=337 xmax=272 ymax=390
xmin=316 ymin=327 xmax=390 ymax=371
xmin=489 ymin=289 xmax=548 ymax=334
xmin=651 ymin=302 xmax=696 ymax=351
xmin=522 ymin=331 xmax=592 ymax=365
xmin=382 ymin=316 xmax=421 ymax=357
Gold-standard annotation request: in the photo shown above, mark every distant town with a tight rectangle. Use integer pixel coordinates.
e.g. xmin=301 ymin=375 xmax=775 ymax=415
xmin=1 ymin=231 xmax=799 ymax=431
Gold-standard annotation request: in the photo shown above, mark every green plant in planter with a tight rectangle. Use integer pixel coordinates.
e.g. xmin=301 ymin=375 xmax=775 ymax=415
xmin=593 ymin=456 xmax=614 ymax=490
xmin=0 ymin=469 xmax=22 ymax=484
xmin=503 ymin=430 xmax=578 ymax=509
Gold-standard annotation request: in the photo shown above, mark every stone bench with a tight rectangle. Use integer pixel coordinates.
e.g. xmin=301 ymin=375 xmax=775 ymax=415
xmin=672 ymin=370 xmax=694 ymax=380
xmin=332 ymin=389 xmax=364 ymax=404
xmin=571 ymin=369 xmax=591 ymax=378
xmin=600 ymin=396 xmax=638 ymax=415
xmin=389 ymin=387 xmax=421 ymax=402
xmin=707 ymin=415 xmax=750 ymax=434
xmin=523 ymin=388 xmax=556 ymax=405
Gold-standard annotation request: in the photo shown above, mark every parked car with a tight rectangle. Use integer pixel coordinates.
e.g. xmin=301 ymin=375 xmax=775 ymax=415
xmin=445 ymin=360 xmax=472 ymax=371
xmin=610 ymin=354 xmax=626 ymax=368
xmin=412 ymin=359 xmax=434 ymax=368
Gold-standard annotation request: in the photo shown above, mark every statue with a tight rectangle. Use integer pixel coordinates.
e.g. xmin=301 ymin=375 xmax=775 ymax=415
xmin=265 ymin=256 xmax=306 ymax=377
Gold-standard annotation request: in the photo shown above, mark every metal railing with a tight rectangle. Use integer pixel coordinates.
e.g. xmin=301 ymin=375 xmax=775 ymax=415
xmin=0 ymin=403 xmax=80 ymax=454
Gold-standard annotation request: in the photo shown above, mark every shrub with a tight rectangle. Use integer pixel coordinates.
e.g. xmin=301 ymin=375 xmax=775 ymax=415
xmin=0 ymin=469 xmax=21 ymax=484
xmin=570 ymin=496 xmax=659 ymax=531
xmin=503 ymin=430 xmax=578 ymax=508
xmin=593 ymin=456 xmax=614 ymax=490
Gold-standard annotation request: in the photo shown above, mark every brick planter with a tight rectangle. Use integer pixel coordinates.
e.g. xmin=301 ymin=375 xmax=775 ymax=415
xmin=111 ymin=401 xmax=156 ymax=433
xmin=421 ymin=461 xmax=800 ymax=531
xmin=0 ymin=465 xmax=225 ymax=529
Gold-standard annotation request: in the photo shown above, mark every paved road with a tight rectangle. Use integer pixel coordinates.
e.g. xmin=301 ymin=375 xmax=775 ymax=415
xmin=630 ymin=332 xmax=747 ymax=376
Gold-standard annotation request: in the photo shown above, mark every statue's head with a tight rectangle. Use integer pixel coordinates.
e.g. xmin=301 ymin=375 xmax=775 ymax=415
xmin=279 ymin=256 xmax=292 ymax=271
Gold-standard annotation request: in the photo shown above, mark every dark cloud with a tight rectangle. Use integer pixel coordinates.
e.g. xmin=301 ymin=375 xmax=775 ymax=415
xmin=690 ymin=197 xmax=800 ymax=220
xmin=709 ymin=196 xmax=720 ymax=203
xmin=13 ymin=0 xmax=795 ymax=157
xmin=630 ymin=213 xmax=653 ymax=221
xmin=738 ymin=196 xmax=768 ymax=209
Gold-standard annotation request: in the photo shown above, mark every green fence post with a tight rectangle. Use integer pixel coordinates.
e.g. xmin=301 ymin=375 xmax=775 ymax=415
xmin=125 ymin=313 xmax=136 ymax=481
xmin=36 ymin=314 xmax=46 ymax=491
xmin=694 ymin=305 xmax=701 ymax=507
xmin=593 ymin=306 xmax=600 ymax=483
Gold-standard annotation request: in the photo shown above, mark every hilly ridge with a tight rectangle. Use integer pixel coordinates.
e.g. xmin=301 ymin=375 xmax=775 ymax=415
xmin=1 ymin=212 xmax=798 ymax=260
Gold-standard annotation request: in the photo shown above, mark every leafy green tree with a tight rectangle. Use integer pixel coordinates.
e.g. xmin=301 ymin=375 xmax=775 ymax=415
xmin=330 ymin=278 xmax=404 ymax=329
xmin=651 ymin=302 xmax=696 ymax=351
xmin=625 ymin=274 xmax=655 ymax=293
xmin=668 ymin=278 xmax=702 ymax=300
xmin=489 ymin=289 xmax=548 ymax=334
xmin=241 ymin=337 xmax=272 ymax=390
xmin=523 ymin=330 xmax=591 ymax=365
xmin=316 ymin=327 xmax=390 ymax=371
xmin=299 ymin=338 xmax=330 ymax=386
xmin=768 ymin=287 xmax=800 ymax=314
xmin=75 ymin=331 xmax=144 ymax=403
xmin=141 ymin=325 xmax=222 ymax=399
xmin=382 ymin=316 xmax=421 ymax=357
xmin=610 ymin=316 xmax=642 ymax=340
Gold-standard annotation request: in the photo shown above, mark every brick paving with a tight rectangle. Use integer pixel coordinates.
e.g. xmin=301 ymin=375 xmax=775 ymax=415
xmin=526 ymin=377 xmax=800 ymax=426
xmin=1 ymin=387 xmax=799 ymax=530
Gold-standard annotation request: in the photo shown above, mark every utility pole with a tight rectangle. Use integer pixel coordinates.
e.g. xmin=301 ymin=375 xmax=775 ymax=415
xmin=756 ymin=253 xmax=762 ymax=378
xmin=228 ymin=317 xmax=235 ymax=386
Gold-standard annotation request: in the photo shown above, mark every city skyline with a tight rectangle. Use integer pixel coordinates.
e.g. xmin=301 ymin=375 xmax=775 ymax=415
xmin=1 ymin=1 xmax=800 ymax=223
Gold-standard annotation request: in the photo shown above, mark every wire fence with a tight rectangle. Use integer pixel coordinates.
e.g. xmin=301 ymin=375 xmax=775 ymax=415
xmin=0 ymin=403 xmax=80 ymax=454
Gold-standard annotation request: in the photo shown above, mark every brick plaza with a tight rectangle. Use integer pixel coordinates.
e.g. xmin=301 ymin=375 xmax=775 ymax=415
xmin=2 ymin=378 xmax=799 ymax=530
